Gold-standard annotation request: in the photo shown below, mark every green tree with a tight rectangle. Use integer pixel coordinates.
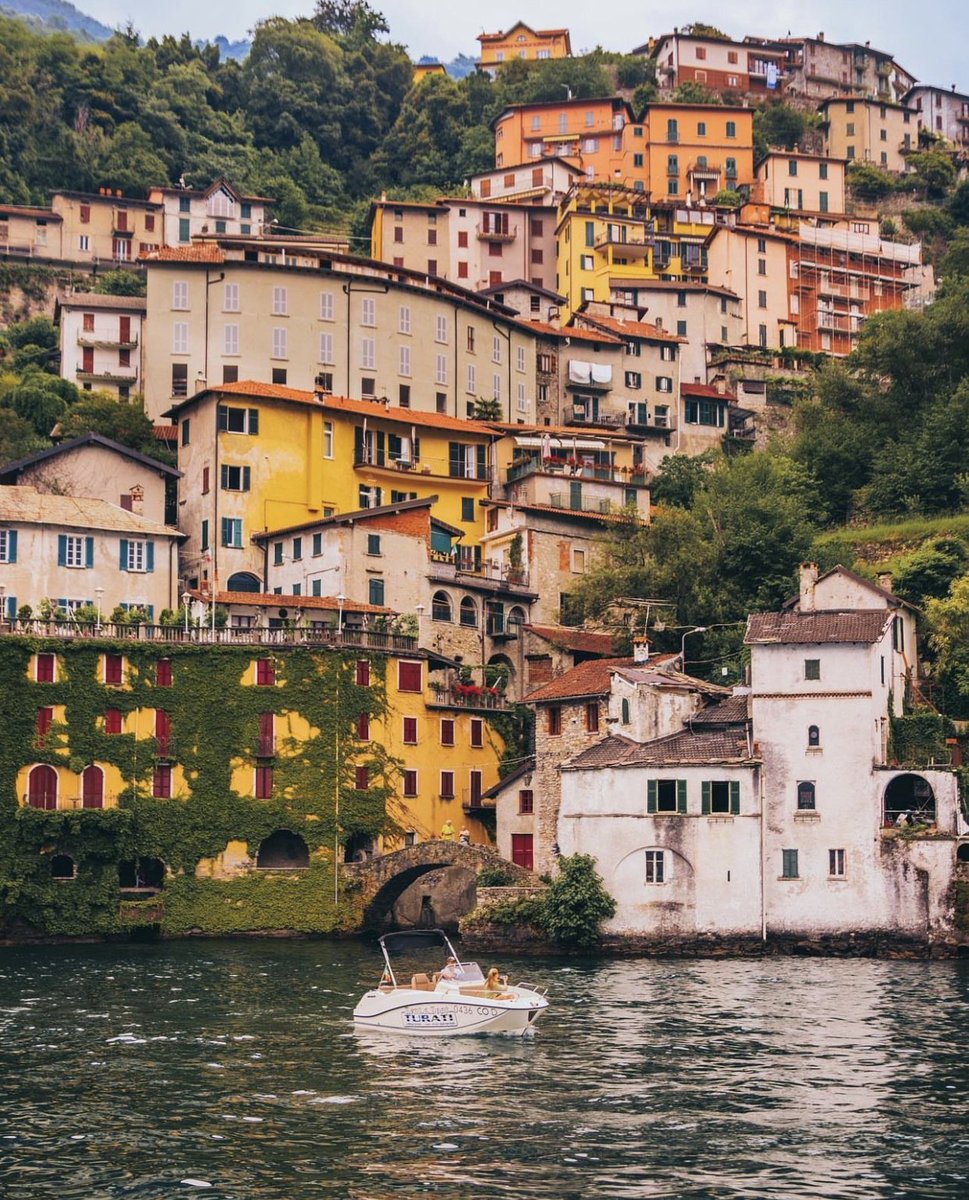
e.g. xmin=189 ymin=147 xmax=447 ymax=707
xmin=58 ymin=393 xmax=174 ymax=463
xmin=649 ymin=452 xmax=715 ymax=508
xmin=673 ymin=81 xmax=719 ymax=104
xmin=755 ymin=102 xmax=811 ymax=155
xmin=373 ymin=73 xmax=471 ymax=188
xmin=893 ymin=539 xmax=969 ymax=608
xmin=94 ymin=270 xmax=146 ymax=297
xmin=907 ymin=148 xmax=957 ymax=200
xmin=925 ymin=573 xmax=969 ymax=718
xmin=940 ymin=228 xmax=969 ymax=278
xmin=540 ymin=854 xmax=616 ymax=950
xmin=846 ymin=162 xmax=895 ymax=202
xmin=0 ymin=407 xmax=47 ymax=465
xmin=947 ymin=179 xmax=969 ymax=226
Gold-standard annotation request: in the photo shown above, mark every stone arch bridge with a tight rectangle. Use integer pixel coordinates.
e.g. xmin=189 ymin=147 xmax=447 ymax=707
xmin=343 ymin=840 xmax=538 ymax=930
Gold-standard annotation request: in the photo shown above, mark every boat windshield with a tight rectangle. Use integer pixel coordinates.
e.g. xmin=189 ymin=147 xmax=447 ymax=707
xmin=450 ymin=961 xmax=485 ymax=984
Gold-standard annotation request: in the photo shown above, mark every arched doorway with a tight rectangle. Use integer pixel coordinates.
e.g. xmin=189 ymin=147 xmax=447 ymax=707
xmin=27 ymin=765 xmax=57 ymax=809
xmin=227 ymin=572 xmax=261 ymax=592
xmin=81 ymin=765 xmax=104 ymax=809
xmin=256 ymin=830 xmax=309 ymax=869
xmin=486 ymin=653 xmax=515 ymax=698
xmin=957 ymin=845 xmax=969 ymax=864
xmin=885 ymin=774 xmax=937 ymax=825
xmin=118 ymin=857 xmax=166 ymax=890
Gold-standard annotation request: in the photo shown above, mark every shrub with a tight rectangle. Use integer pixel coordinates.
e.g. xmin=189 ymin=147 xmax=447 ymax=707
xmin=540 ymin=854 xmax=616 ymax=950
xmin=477 ymin=865 xmax=517 ymax=887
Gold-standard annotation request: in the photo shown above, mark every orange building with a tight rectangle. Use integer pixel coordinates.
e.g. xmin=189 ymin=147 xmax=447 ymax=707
xmin=494 ymin=98 xmax=641 ymax=183
xmin=477 ymin=22 xmax=571 ymax=74
xmin=642 ymin=103 xmax=755 ymax=201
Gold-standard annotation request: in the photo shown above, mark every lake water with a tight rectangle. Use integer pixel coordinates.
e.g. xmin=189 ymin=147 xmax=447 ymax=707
xmin=1 ymin=940 xmax=968 ymax=1199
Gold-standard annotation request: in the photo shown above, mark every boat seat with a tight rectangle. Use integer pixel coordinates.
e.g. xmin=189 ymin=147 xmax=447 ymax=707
xmin=410 ymin=973 xmax=434 ymax=991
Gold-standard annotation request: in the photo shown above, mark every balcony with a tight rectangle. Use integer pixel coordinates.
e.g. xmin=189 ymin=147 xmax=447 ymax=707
xmin=594 ymin=228 xmax=653 ymax=255
xmin=77 ymin=334 xmax=139 ymax=350
xmin=476 ymin=220 xmax=518 ymax=242
xmin=687 ymin=162 xmax=722 ymax=183
xmin=427 ymin=554 xmax=533 ymax=592
xmin=549 ymin=493 xmax=614 ymax=514
xmin=427 ymin=684 xmax=508 ymax=711
xmin=354 ymin=450 xmax=489 ymax=481
xmin=505 ymin=457 xmax=648 ymax=484
xmin=75 ymin=366 xmax=139 ymax=384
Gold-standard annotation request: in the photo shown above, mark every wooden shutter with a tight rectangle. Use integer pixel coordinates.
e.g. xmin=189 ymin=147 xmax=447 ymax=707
xmin=119 ymin=538 xmax=128 ymax=570
xmin=57 ymin=534 xmax=67 ymax=566
xmin=146 ymin=542 xmax=155 ymax=572
xmin=7 ymin=531 xmax=16 ymax=562
xmin=85 ymin=536 xmax=94 ymax=567
xmin=730 ymin=780 xmax=740 ymax=815
xmin=248 ymin=408 xmax=259 ymax=434
xmin=217 ymin=406 xmax=228 ymax=431
xmin=677 ymin=779 xmax=688 ymax=814
xmin=646 ymin=779 xmax=657 ymax=813
xmin=701 ymin=781 xmax=711 ymax=815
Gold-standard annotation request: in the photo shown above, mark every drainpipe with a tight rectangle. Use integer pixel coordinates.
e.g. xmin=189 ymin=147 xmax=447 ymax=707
xmin=759 ymin=761 xmax=767 ymax=943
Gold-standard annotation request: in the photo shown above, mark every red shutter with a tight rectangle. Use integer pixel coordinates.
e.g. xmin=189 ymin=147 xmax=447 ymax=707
xmin=119 ymin=315 xmax=131 ymax=343
xmin=156 ymin=658 xmax=173 ymax=686
xmin=105 ymin=708 xmax=123 ymax=734
xmin=82 ymin=766 xmax=104 ymax=809
xmin=470 ymin=719 xmax=483 ymax=748
xmin=440 ymin=771 xmax=454 ymax=798
xmin=36 ymin=654 xmax=55 ymax=683
xmin=152 ymin=765 xmax=171 ymax=798
xmin=355 ymin=660 xmax=370 ymax=687
xmin=470 ymin=771 xmax=482 ymax=806
xmin=105 ymin=655 xmax=123 ymax=685
xmin=37 ymin=706 xmax=54 ymax=743
xmin=256 ymin=659 xmax=275 ymax=686
xmin=403 ymin=716 xmax=417 ymax=744
xmin=403 ymin=769 xmax=418 ymax=797
xmin=258 ymin=712 xmax=275 ymax=756
xmin=82 ymin=347 xmax=94 ymax=373
xmin=398 ymin=661 xmax=422 ymax=692
xmin=155 ymin=710 xmax=171 ymax=756
xmin=255 ymin=765 xmax=274 ymax=799
xmin=440 ymin=719 xmax=455 ymax=747
xmin=356 ymin=713 xmax=370 ymax=739
xmin=355 ymin=765 xmax=369 ymax=789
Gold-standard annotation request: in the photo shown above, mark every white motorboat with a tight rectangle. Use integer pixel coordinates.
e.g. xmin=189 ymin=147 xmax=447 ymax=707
xmin=353 ymin=929 xmax=549 ymax=1037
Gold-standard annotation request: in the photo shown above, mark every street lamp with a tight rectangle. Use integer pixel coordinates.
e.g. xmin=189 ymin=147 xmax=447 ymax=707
xmin=181 ymin=591 xmax=191 ymax=635
xmin=679 ymin=626 xmax=707 ymax=670
xmin=337 ymin=593 xmax=346 ymax=636
xmin=415 ymin=602 xmax=425 ymax=642
xmin=95 ymin=587 xmax=104 ymax=632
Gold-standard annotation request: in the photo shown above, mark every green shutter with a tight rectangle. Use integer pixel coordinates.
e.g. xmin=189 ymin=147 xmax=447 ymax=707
xmin=476 ymin=444 xmax=487 ymax=478
xmin=242 ymin=466 xmax=250 ymax=491
xmin=248 ymin=408 xmax=259 ymax=435
xmin=7 ymin=530 xmax=16 ymax=563
xmin=85 ymin=536 xmax=94 ymax=568
xmin=701 ymin=781 xmax=711 ymax=815
xmin=119 ymin=538 xmax=128 ymax=570
xmin=217 ymin=406 xmax=228 ymax=431
xmin=647 ymin=779 xmax=657 ymax=814
xmin=677 ymin=779 xmax=687 ymax=814
xmin=57 ymin=535 xmax=67 ymax=567
xmin=6 ymin=595 xmax=16 ymax=620
xmin=730 ymin=780 xmax=740 ymax=815
xmin=146 ymin=542 xmax=155 ymax=573
xmin=376 ymin=430 xmax=385 ymax=466
xmin=449 ymin=441 xmax=460 ymax=477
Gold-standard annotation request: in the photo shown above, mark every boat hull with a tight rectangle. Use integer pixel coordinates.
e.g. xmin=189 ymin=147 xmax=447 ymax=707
xmin=353 ymin=988 xmax=548 ymax=1037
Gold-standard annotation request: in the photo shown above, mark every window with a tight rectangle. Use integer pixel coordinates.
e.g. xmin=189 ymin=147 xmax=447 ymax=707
xmin=172 ymin=322 xmax=188 ymax=355
xmin=292 ymin=537 xmax=302 ymax=561
xmin=459 ymin=597 xmax=477 ymax=627
xmin=647 ymin=779 xmax=687 ymax=814
xmin=320 ymin=291 xmax=335 ymax=321
xmin=829 ymin=849 xmax=846 ymax=878
xmin=356 ymin=713 xmax=370 ymax=740
xmin=511 ymin=833 xmax=533 ymax=870
xmin=152 ymin=765 xmax=172 ymax=799
xmin=440 ymin=718 xmax=455 ymax=747
xmin=256 ymin=658 xmax=275 ymax=686
xmin=221 ymin=518 xmax=243 ymax=548
xmin=403 ymin=769 xmax=418 ymax=798
xmin=272 ymin=287 xmax=288 ymax=316
xmin=355 ymin=766 xmax=369 ymax=790
xmin=781 ymin=849 xmax=799 ymax=879
xmin=156 ymin=659 xmax=173 ymax=687
xmin=804 ymin=659 xmax=821 ymax=680
xmin=726 ymin=121 xmax=736 ymax=138
xmin=645 ymin=850 xmax=665 ymax=884
xmin=104 ymin=708 xmax=122 ymax=734
xmin=255 ymin=764 xmax=274 ymax=799
xmin=797 ymin=781 xmax=816 ymax=810
xmin=220 ymin=464 xmax=251 ymax=492
xmin=758 ymin=290 xmax=768 ymax=309
xmin=218 ymin=406 xmax=259 ymax=435
xmin=200 ymin=520 xmax=209 ymax=552
xmin=808 ymin=725 xmax=820 ymax=747
xmin=435 ymin=354 xmax=447 ymax=385
xmin=403 ymin=716 xmax=418 ymax=744
xmin=361 ymin=297 xmax=376 ymax=326
xmin=323 ymin=421 xmax=333 ymax=459
xmin=368 ymin=578 xmax=384 ymax=606
xmin=518 ymin=789 xmax=534 ymax=815
xmin=586 ymin=703 xmax=599 ymax=733
xmin=547 ymin=707 xmax=562 ymax=735
xmin=435 ymin=314 xmax=448 ymax=344
xmin=461 ymin=497 xmax=475 ymax=523
xmin=440 ymin=771 xmax=455 ymax=799
xmin=58 ymin=534 xmax=89 ymax=569
xmin=361 ymin=337 xmax=375 ymax=370
xmin=172 ymin=281 xmax=189 ymax=310
xmin=272 ymin=327 xmax=288 ymax=359
xmin=492 ymin=335 xmax=503 ymax=364
xmin=223 ymin=282 xmax=240 ymax=311
xmin=398 ymin=661 xmax=422 ymax=692
xmin=702 ymin=781 xmax=740 ymax=815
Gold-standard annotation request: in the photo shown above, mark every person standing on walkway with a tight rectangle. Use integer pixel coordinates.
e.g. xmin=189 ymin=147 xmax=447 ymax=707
xmin=441 ymin=819 xmax=455 ymax=840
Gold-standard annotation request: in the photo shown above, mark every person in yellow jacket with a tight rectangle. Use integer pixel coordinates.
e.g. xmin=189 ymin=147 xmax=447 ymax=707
xmin=440 ymin=820 xmax=455 ymax=840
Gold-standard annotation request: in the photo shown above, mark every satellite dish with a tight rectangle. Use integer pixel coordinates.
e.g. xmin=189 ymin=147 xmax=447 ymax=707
xmin=278 ymin=608 xmax=288 ymax=618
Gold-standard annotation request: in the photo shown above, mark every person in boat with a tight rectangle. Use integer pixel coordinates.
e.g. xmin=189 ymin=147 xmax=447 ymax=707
xmin=439 ymin=955 xmax=461 ymax=982
xmin=484 ymin=967 xmax=512 ymax=998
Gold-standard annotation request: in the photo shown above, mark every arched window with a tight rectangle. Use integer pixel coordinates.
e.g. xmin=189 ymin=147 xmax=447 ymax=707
xmin=431 ymin=591 xmax=452 ymax=622
xmin=621 ymin=698 xmax=630 ymax=724
xmin=459 ymin=597 xmax=478 ymax=627
xmin=256 ymin=830 xmax=309 ymax=869
xmin=28 ymin=765 xmax=57 ymax=810
xmin=797 ymin=781 xmax=816 ymax=810
xmin=227 ymin=571 xmax=261 ymax=593
xmin=50 ymin=854 xmax=76 ymax=880
xmin=508 ymin=605 xmax=526 ymax=630
xmin=807 ymin=725 xmax=820 ymax=747
xmin=81 ymin=765 xmax=104 ymax=809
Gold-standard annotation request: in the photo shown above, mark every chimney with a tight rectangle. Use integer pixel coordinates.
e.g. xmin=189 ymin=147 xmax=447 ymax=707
xmin=128 ymin=485 xmax=144 ymax=516
xmin=818 ymin=32 xmax=824 ymax=42
xmin=799 ymin=561 xmax=819 ymax=611
xmin=877 ymin=572 xmax=893 ymax=594
xmin=633 ymin=635 xmax=649 ymax=664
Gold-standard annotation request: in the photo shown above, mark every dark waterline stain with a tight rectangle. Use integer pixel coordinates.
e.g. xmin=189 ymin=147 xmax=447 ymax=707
xmin=1 ymin=941 xmax=968 ymax=1199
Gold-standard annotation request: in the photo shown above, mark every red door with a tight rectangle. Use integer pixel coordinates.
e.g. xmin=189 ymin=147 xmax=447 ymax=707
xmin=82 ymin=347 xmax=94 ymax=373
xmin=119 ymin=315 xmax=131 ymax=344
xmin=82 ymin=765 xmax=104 ymax=809
xmin=511 ymin=833 xmax=533 ymax=870
xmin=28 ymin=765 xmax=57 ymax=810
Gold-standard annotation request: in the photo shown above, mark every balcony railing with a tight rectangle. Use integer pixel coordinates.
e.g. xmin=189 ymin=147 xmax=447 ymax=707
xmin=76 ymin=367 xmax=139 ymax=383
xmin=549 ymin=493 xmax=614 ymax=514
xmin=77 ymin=335 xmax=139 ymax=349
xmin=505 ymin=458 xmax=647 ymax=484
xmin=353 ymin=450 xmax=489 ymax=481
xmin=427 ymin=684 xmax=508 ymax=710
xmin=476 ymin=221 xmax=518 ymax=242
xmin=0 ymin=618 xmax=418 ymax=652
xmin=428 ymin=555 xmax=531 ymax=590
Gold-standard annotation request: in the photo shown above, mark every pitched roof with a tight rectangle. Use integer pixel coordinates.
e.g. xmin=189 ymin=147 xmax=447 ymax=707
xmin=687 ymin=693 xmax=750 ymax=725
xmin=813 ymin=563 xmax=909 ymax=610
xmin=0 ymin=433 xmax=179 ymax=482
xmin=575 ymin=312 xmax=686 ymax=343
xmin=524 ymin=321 xmax=622 ymax=345
xmin=681 ymin=382 xmax=733 ymax=400
xmin=481 ymin=759 xmax=535 ymax=800
xmin=0 ymin=203 xmax=62 ymax=220
xmin=524 ymin=624 xmax=617 ymax=656
xmin=0 ymin=485 xmax=179 ymax=537
xmin=526 ymin=657 xmax=635 ymax=703
xmin=565 ymin=725 xmax=756 ymax=770
xmin=612 ymin=663 xmax=731 ymax=697
xmin=57 ymin=291 xmax=147 ymax=312
xmin=140 ymin=245 xmax=225 ymax=263
xmin=745 ymin=610 xmax=891 ymax=645
xmin=250 ymin=496 xmax=437 ymax=540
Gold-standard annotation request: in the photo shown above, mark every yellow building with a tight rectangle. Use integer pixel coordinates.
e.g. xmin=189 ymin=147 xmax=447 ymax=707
xmin=642 ymin=102 xmax=755 ymax=201
xmin=163 ymin=381 xmax=499 ymax=596
xmin=413 ymin=62 xmax=447 ymax=84
xmin=819 ymin=98 xmax=916 ymax=171
xmin=52 ymin=189 xmax=162 ymax=265
xmin=477 ymin=22 xmax=571 ymax=74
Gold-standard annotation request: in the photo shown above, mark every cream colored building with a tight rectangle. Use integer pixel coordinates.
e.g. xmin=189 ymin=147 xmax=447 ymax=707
xmin=706 ymin=222 xmax=797 ymax=349
xmin=146 ymin=178 xmax=273 ymax=247
xmin=0 ymin=485 xmax=182 ymax=623
xmin=0 ymin=204 xmax=62 ymax=258
xmin=51 ymin=190 xmax=162 ymax=264
xmin=0 ymin=433 xmax=177 ymax=527
xmin=820 ymin=98 xmax=917 ymax=171
xmin=905 ymin=85 xmax=969 ymax=151
xmin=141 ymin=241 xmax=540 ymax=423
xmin=755 ymin=152 xmax=847 ymax=217
xmin=56 ymin=292 xmax=147 ymax=400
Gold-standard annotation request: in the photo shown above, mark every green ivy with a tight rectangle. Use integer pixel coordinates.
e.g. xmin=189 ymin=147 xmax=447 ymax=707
xmin=0 ymin=636 xmax=401 ymax=938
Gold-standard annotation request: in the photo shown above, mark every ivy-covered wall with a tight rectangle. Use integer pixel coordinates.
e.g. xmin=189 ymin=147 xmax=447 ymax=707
xmin=0 ymin=636 xmax=400 ymax=939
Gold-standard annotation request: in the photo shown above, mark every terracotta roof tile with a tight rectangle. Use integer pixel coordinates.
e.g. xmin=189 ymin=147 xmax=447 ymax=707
xmin=526 ymin=657 xmax=635 ymax=703
xmin=197 ymin=590 xmax=392 ymax=614
xmin=524 ymin=321 xmax=623 ymax=345
xmin=688 ymin=694 xmax=750 ymax=725
xmin=576 ymin=313 xmax=686 ymax=343
xmin=140 ymin=245 xmax=225 ymax=263
xmin=524 ymin=624 xmax=617 ymax=655
xmin=0 ymin=485 xmax=179 ymax=537
xmin=745 ymin=610 xmax=891 ymax=645
xmin=681 ymin=382 xmax=734 ymax=400
xmin=566 ymin=726 xmax=756 ymax=769
xmin=57 ymin=292 xmax=147 ymax=312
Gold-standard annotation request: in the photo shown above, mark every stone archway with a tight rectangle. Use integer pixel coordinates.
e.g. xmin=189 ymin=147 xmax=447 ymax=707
xmin=885 ymin=774 xmax=937 ymax=825
xmin=256 ymin=829 xmax=309 ymax=869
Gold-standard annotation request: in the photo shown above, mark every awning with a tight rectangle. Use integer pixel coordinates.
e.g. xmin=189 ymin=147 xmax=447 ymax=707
xmin=514 ymin=435 xmax=607 ymax=450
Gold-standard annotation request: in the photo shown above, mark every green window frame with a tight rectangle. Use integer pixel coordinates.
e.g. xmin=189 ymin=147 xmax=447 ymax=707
xmin=701 ymin=780 xmax=740 ymax=815
xmin=647 ymin=779 xmax=687 ymax=814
